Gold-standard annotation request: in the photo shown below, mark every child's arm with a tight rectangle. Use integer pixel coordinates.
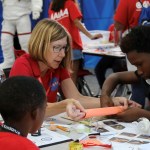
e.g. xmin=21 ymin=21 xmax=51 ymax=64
xmin=116 ymin=107 xmax=150 ymax=122
xmin=74 ymin=18 xmax=102 ymax=40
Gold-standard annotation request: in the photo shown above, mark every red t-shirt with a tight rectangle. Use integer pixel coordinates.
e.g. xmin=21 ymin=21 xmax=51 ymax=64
xmin=114 ymin=0 xmax=150 ymax=29
xmin=9 ymin=54 xmax=70 ymax=103
xmin=49 ymin=0 xmax=83 ymax=50
xmin=0 ymin=132 xmax=39 ymax=150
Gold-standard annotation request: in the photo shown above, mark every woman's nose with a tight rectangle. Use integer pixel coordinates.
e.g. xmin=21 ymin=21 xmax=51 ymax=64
xmin=58 ymin=49 xmax=65 ymax=57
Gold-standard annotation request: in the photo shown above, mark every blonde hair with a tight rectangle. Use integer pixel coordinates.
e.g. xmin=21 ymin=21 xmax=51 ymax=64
xmin=28 ymin=19 xmax=72 ymax=70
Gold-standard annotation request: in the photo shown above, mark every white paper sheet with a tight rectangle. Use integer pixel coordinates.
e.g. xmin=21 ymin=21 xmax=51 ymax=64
xmin=27 ymin=127 xmax=71 ymax=148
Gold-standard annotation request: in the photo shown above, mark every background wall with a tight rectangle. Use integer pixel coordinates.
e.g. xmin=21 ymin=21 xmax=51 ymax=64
xmin=79 ymin=0 xmax=119 ymax=30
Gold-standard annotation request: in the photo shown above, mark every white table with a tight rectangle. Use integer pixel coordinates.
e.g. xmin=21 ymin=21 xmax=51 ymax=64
xmin=83 ymin=45 xmax=125 ymax=58
xmin=40 ymin=114 xmax=150 ymax=150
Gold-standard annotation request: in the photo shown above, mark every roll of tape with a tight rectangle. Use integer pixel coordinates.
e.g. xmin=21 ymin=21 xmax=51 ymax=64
xmin=69 ymin=142 xmax=83 ymax=150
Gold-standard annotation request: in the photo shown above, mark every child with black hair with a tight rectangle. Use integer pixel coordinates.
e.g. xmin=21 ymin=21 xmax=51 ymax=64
xmin=101 ymin=26 xmax=150 ymax=122
xmin=0 ymin=76 xmax=47 ymax=149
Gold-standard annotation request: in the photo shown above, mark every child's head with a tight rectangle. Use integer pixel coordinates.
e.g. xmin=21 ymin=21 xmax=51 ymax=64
xmin=120 ymin=26 xmax=150 ymax=79
xmin=120 ymin=26 xmax=150 ymax=54
xmin=0 ymin=76 xmax=47 ymax=134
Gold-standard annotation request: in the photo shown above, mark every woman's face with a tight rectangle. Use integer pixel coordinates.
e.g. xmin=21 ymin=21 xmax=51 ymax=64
xmin=45 ymin=36 xmax=68 ymax=69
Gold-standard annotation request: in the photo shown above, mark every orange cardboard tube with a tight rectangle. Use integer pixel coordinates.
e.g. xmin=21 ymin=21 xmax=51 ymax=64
xmin=84 ymin=106 xmax=125 ymax=119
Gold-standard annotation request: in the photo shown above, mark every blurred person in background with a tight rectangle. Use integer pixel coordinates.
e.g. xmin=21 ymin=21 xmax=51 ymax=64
xmin=49 ymin=0 xmax=102 ymax=84
xmin=0 ymin=0 xmax=43 ymax=77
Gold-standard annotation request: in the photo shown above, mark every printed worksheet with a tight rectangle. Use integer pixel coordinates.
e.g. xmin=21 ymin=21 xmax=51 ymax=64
xmin=27 ymin=127 xmax=72 ymax=148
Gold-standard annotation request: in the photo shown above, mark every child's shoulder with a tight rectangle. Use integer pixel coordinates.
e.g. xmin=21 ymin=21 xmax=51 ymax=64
xmin=0 ymin=132 xmax=39 ymax=150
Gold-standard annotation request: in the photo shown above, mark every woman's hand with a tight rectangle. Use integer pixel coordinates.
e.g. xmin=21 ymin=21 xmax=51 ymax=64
xmin=66 ymin=99 xmax=86 ymax=121
xmin=112 ymin=97 xmax=141 ymax=108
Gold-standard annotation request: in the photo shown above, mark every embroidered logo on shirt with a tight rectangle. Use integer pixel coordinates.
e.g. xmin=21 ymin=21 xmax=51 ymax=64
xmin=51 ymin=8 xmax=69 ymax=20
xmin=50 ymin=77 xmax=59 ymax=91
xmin=136 ymin=0 xmax=150 ymax=10
xmin=136 ymin=1 xmax=142 ymax=9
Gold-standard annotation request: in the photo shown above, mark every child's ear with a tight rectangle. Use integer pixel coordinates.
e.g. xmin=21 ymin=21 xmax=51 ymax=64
xmin=30 ymin=108 xmax=38 ymax=120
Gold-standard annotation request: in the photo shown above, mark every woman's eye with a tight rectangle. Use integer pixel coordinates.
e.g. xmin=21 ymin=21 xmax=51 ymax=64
xmin=53 ymin=46 xmax=60 ymax=52
xmin=54 ymin=46 xmax=60 ymax=49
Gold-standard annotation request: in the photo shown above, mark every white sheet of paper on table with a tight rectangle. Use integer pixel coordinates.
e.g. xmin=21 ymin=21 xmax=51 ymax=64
xmin=27 ymin=127 xmax=71 ymax=148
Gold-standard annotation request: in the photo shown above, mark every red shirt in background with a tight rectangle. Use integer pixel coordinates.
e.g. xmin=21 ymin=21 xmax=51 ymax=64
xmin=49 ymin=0 xmax=83 ymax=50
xmin=114 ymin=0 xmax=150 ymax=29
xmin=9 ymin=54 xmax=70 ymax=103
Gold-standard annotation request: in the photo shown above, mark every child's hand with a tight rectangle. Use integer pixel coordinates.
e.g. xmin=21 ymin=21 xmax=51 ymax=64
xmin=91 ymin=33 xmax=103 ymax=40
xmin=112 ymin=97 xmax=141 ymax=109
xmin=127 ymin=100 xmax=142 ymax=108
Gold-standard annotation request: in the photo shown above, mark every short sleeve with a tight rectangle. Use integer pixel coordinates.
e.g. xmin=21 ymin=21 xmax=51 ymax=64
xmin=60 ymin=68 xmax=70 ymax=82
xmin=114 ymin=0 xmax=128 ymax=27
xmin=67 ymin=0 xmax=82 ymax=21
xmin=9 ymin=56 xmax=33 ymax=77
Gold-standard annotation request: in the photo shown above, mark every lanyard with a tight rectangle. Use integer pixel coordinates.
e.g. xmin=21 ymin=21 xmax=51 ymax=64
xmin=1 ymin=123 xmax=21 ymax=135
xmin=38 ymin=72 xmax=52 ymax=96
xmin=38 ymin=77 xmax=50 ymax=96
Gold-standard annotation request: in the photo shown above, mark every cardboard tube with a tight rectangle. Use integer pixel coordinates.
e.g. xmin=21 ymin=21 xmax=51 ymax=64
xmin=84 ymin=106 xmax=125 ymax=119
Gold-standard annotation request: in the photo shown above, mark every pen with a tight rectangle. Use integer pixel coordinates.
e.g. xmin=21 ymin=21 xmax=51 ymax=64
xmin=89 ymin=133 xmax=100 ymax=136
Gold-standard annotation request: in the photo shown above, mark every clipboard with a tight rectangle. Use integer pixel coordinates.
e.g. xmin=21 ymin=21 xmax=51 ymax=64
xmin=27 ymin=127 xmax=72 ymax=148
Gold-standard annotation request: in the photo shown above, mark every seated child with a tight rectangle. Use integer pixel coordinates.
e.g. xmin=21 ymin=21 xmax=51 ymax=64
xmin=0 ymin=76 xmax=47 ymax=150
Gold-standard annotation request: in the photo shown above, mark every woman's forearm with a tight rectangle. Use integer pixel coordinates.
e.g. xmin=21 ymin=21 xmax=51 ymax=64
xmin=45 ymin=101 xmax=67 ymax=117
xmin=74 ymin=94 xmax=101 ymax=109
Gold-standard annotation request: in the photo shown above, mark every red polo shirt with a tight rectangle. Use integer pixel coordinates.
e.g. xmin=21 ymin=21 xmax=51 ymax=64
xmin=10 ymin=54 xmax=70 ymax=102
xmin=0 ymin=132 xmax=39 ymax=150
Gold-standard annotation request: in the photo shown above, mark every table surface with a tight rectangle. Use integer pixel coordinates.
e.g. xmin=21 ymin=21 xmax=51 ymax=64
xmin=40 ymin=114 xmax=150 ymax=150
xmin=40 ymin=114 xmax=111 ymax=150
xmin=82 ymin=43 xmax=125 ymax=58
